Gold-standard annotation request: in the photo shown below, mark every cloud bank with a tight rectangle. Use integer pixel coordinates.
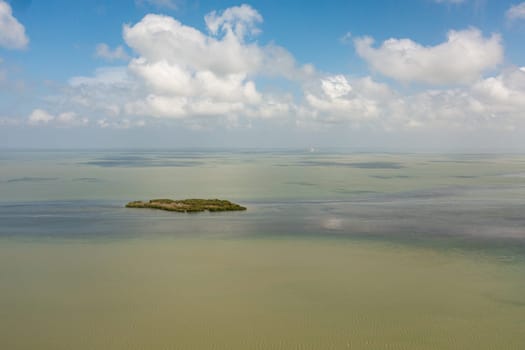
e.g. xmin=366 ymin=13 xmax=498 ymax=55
xmin=28 ymin=109 xmax=88 ymax=127
xmin=28 ymin=4 xmax=525 ymax=140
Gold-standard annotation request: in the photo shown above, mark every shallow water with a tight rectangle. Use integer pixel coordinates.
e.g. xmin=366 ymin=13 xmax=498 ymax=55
xmin=1 ymin=150 xmax=525 ymax=349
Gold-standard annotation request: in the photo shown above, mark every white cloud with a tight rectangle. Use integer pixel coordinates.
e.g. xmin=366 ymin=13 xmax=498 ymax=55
xmin=471 ymin=67 xmax=525 ymax=113
xmin=304 ymin=75 xmax=396 ymax=124
xmin=302 ymin=67 xmax=525 ymax=131
xmin=95 ymin=43 xmax=130 ymax=61
xmin=117 ymin=6 xmax=309 ymax=120
xmin=123 ymin=13 xmax=262 ymax=77
xmin=28 ymin=109 xmax=54 ymax=125
xmin=354 ymin=28 xmax=502 ymax=85
xmin=33 ymin=5 xmax=525 ymax=138
xmin=28 ymin=109 xmax=88 ymax=127
xmin=0 ymin=0 xmax=29 ymax=49
xmin=321 ymin=75 xmax=352 ymax=99
xmin=51 ymin=6 xmax=312 ymax=127
xmin=506 ymin=2 xmax=525 ymax=20
xmin=55 ymin=112 xmax=86 ymax=125
xmin=204 ymin=4 xmax=263 ymax=39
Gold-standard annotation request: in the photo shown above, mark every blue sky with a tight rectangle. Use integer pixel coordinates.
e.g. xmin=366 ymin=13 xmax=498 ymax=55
xmin=1 ymin=0 xmax=525 ymax=149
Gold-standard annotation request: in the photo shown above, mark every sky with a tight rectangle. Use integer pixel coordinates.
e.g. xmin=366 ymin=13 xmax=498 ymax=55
xmin=1 ymin=0 xmax=525 ymax=150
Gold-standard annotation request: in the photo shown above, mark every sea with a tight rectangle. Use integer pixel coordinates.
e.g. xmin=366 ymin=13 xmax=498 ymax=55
xmin=1 ymin=149 xmax=525 ymax=349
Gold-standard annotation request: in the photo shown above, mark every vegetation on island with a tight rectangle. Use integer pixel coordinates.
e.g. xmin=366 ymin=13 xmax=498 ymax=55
xmin=125 ymin=198 xmax=247 ymax=213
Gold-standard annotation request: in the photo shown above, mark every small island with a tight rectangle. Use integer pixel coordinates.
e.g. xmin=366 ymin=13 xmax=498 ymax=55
xmin=125 ymin=198 xmax=247 ymax=213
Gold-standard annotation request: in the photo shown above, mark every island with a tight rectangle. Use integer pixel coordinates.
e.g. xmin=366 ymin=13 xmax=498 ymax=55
xmin=125 ymin=198 xmax=247 ymax=213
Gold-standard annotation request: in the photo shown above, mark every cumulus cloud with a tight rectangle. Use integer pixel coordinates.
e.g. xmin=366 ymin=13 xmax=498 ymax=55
xmin=123 ymin=12 xmax=261 ymax=77
xmin=302 ymin=67 xmax=525 ymax=131
xmin=471 ymin=67 xmax=525 ymax=114
xmin=28 ymin=109 xmax=88 ymax=127
xmin=94 ymin=43 xmax=130 ymax=61
xmin=0 ymin=0 xmax=29 ymax=49
xmin=204 ymin=4 xmax=263 ymax=39
xmin=117 ymin=5 xmax=310 ymax=121
xmin=34 ymin=5 xmax=525 ymax=136
xmin=506 ymin=2 xmax=525 ymax=20
xmin=321 ymin=75 xmax=352 ymax=99
xmin=54 ymin=6 xmax=304 ymax=127
xmin=354 ymin=28 xmax=503 ymax=85
xmin=304 ymin=75 xmax=396 ymax=124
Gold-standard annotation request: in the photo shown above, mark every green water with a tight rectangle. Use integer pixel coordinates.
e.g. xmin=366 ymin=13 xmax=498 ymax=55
xmin=1 ymin=150 xmax=525 ymax=349
xmin=1 ymin=237 xmax=524 ymax=349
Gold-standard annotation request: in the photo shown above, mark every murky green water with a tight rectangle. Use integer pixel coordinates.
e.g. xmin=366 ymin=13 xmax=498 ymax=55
xmin=1 ymin=150 xmax=525 ymax=349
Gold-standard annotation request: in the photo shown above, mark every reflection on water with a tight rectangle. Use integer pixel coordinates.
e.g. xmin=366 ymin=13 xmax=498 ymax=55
xmin=5 ymin=177 xmax=59 ymax=183
xmin=1 ymin=150 xmax=525 ymax=349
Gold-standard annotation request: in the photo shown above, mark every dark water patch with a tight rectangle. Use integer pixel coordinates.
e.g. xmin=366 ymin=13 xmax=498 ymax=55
xmin=334 ymin=189 xmax=377 ymax=195
xmin=2 ymin=198 xmax=525 ymax=261
xmin=486 ymin=295 xmax=525 ymax=307
xmin=437 ymin=154 xmax=509 ymax=161
xmin=72 ymin=177 xmax=102 ymax=183
xmin=429 ymin=160 xmax=479 ymax=164
xmin=284 ymin=181 xmax=318 ymax=187
xmin=391 ymin=187 xmax=464 ymax=200
xmin=249 ymin=222 xmax=525 ymax=262
xmin=451 ymin=175 xmax=479 ymax=179
xmin=145 ymin=153 xmax=207 ymax=159
xmin=349 ymin=161 xmax=404 ymax=169
xmin=369 ymin=183 xmax=525 ymax=201
xmin=6 ymin=177 xmax=59 ymax=183
xmin=370 ymin=175 xmax=412 ymax=179
xmin=352 ymin=186 xmax=468 ymax=202
xmin=428 ymin=154 xmax=514 ymax=164
xmin=295 ymin=161 xmax=404 ymax=169
xmin=0 ymin=201 xmax=139 ymax=239
xmin=83 ymin=157 xmax=203 ymax=168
